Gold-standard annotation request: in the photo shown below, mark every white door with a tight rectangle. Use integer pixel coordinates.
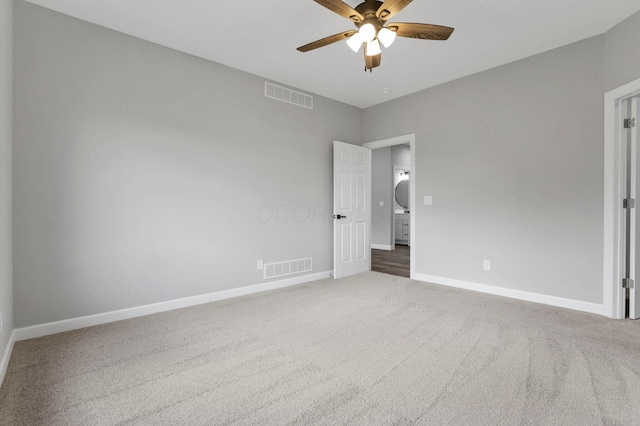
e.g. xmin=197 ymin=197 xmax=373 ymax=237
xmin=333 ymin=141 xmax=371 ymax=278
xmin=629 ymin=97 xmax=639 ymax=319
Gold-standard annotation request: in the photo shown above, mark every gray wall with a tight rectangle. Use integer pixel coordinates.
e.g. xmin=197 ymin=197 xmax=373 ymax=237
xmin=371 ymin=147 xmax=392 ymax=246
xmin=391 ymin=145 xmax=410 ymax=168
xmin=363 ymin=36 xmax=605 ymax=304
xmin=604 ymin=9 xmax=640 ymax=92
xmin=13 ymin=2 xmax=361 ymax=327
xmin=0 ymin=0 xmax=13 ymax=356
xmin=10 ymin=1 xmax=640 ymax=330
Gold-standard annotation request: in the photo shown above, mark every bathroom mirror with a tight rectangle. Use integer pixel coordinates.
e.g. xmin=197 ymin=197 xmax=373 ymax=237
xmin=395 ymin=180 xmax=409 ymax=212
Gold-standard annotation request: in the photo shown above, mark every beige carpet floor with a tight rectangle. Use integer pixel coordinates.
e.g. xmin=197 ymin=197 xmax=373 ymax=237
xmin=1 ymin=272 xmax=640 ymax=425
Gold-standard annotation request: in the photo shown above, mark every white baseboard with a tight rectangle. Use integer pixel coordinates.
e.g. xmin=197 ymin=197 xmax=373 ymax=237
xmin=0 ymin=330 xmax=17 ymax=389
xmin=371 ymin=244 xmax=393 ymax=250
xmin=13 ymin=270 xmax=332 ymax=342
xmin=413 ymin=273 xmax=604 ymax=316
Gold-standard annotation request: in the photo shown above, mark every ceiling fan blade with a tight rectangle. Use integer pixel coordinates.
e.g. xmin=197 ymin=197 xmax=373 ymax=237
xmin=364 ymin=53 xmax=381 ymax=71
xmin=388 ymin=22 xmax=454 ymax=40
xmin=297 ymin=30 xmax=357 ymax=52
xmin=376 ymin=0 xmax=412 ymax=20
xmin=313 ymin=0 xmax=365 ymax=22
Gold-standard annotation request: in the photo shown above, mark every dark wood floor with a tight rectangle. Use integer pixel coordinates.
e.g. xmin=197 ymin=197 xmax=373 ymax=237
xmin=372 ymin=244 xmax=410 ymax=278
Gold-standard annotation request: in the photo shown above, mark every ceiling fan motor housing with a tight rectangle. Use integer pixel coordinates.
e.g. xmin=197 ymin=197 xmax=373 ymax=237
xmin=354 ymin=0 xmax=387 ymax=30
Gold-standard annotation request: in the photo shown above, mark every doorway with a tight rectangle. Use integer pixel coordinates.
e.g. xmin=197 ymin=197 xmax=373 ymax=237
xmin=622 ymin=95 xmax=639 ymax=319
xmin=604 ymin=78 xmax=640 ymax=319
xmin=364 ymin=134 xmax=415 ymax=279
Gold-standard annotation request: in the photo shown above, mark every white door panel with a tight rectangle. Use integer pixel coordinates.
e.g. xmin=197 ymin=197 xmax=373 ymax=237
xmin=333 ymin=141 xmax=371 ymax=278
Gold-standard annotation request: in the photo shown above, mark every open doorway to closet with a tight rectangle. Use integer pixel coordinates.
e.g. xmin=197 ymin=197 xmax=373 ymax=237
xmin=364 ymin=134 xmax=415 ymax=279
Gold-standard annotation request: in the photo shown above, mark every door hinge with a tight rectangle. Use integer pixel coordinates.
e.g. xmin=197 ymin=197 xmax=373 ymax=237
xmin=623 ymin=278 xmax=635 ymax=289
xmin=625 ymin=118 xmax=636 ymax=129
xmin=623 ymin=198 xmax=635 ymax=208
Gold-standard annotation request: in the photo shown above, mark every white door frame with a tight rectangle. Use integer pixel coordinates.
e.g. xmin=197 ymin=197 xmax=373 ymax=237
xmin=364 ymin=134 xmax=416 ymax=279
xmin=603 ymin=77 xmax=640 ymax=319
xmin=631 ymin=97 xmax=640 ymax=319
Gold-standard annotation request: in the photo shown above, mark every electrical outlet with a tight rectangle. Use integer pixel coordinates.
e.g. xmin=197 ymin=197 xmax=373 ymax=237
xmin=483 ymin=260 xmax=491 ymax=271
xmin=257 ymin=260 xmax=263 ymax=270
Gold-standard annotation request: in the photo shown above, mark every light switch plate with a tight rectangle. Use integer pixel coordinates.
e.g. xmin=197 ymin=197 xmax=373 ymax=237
xmin=424 ymin=196 xmax=433 ymax=205
xmin=379 ymin=201 xmax=384 ymax=206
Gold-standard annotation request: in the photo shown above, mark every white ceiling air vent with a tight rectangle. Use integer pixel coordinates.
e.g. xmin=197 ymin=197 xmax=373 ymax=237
xmin=265 ymin=82 xmax=313 ymax=109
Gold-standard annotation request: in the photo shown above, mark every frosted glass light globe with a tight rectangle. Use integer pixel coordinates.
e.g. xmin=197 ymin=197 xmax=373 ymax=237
xmin=378 ymin=27 xmax=397 ymax=48
xmin=358 ymin=23 xmax=376 ymax=43
xmin=365 ymin=39 xmax=381 ymax=56
xmin=346 ymin=32 xmax=364 ymax=52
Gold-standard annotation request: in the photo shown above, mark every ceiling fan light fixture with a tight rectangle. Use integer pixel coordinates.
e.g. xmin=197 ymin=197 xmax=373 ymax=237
xmin=377 ymin=27 xmax=397 ymax=48
xmin=358 ymin=23 xmax=376 ymax=43
xmin=365 ymin=39 xmax=381 ymax=56
xmin=296 ymin=0 xmax=455 ymax=72
xmin=346 ymin=32 xmax=364 ymax=53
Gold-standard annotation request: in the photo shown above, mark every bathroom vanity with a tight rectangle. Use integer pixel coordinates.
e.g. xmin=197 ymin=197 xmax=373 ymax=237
xmin=395 ymin=213 xmax=410 ymax=245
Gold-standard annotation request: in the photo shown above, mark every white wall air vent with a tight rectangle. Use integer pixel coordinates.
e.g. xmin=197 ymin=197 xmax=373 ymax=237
xmin=263 ymin=257 xmax=313 ymax=280
xmin=265 ymin=82 xmax=313 ymax=109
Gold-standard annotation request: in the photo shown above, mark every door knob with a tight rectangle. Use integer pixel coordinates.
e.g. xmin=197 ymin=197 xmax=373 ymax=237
xmin=334 ymin=214 xmax=347 ymax=219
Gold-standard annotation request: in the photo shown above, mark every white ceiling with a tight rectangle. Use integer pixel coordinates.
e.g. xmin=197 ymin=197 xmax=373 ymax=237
xmin=23 ymin=0 xmax=640 ymax=109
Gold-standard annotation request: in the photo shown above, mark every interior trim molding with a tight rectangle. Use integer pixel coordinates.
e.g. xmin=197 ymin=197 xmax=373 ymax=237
xmin=371 ymin=244 xmax=393 ymax=250
xmin=362 ymin=134 xmax=414 ymax=150
xmin=414 ymin=273 xmax=604 ymax=316
xmin=0 ymin=331 xmax=17 ymax=389
xmin=13 ymin=271 xmax=332 ymax=343
xmin=363 ymin=133 xmax=416 ymax=279
xmin=603 ymin=77 xmax=640 ymax=319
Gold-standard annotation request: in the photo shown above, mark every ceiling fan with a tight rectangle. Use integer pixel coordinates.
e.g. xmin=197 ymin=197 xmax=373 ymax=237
xmin=297 ymin=0 xmax=454 ymax=72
